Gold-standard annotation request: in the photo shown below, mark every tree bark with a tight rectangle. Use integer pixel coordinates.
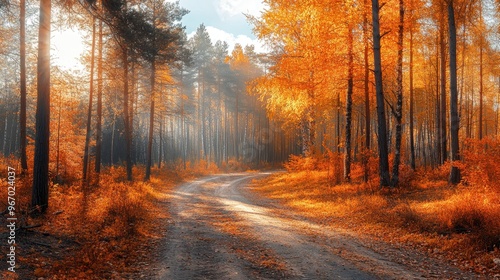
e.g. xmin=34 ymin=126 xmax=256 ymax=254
xmin=439 ymin=1 xmax=447 ymax=164
xmin=82 ymin=17 xmax=96 ymax=186
xmin=20 ymin=0 xmax=28 ymax=173
xmin=391 ymin=0 xmax=404 ymax=187
xmin=95 ymin=19 xmax=103 ymax=175
xmin=31 ymin=0 xmax=51 ymax=213
xmin=478 ymin=2 xmax=484 ymax=140
xmin=145 ymin=60 xmax=155 ymax=181
xmin=123 ymin=48 xmax=133 ymax=181
xmin=371 ymin=0 xmax=391 ymax=187
xmin=363 ymin=0 xmax=371 ymax=182
xmin=448 ymin=0 xmax=461 ymax=184
xmin=409 ymin=0 xmax=416 ymax=170
xmin=344 ymin=26 xmax=353 ymax=181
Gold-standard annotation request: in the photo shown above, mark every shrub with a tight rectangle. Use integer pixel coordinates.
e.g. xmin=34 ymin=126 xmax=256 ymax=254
xmin=439 ymin=192 xmax=500 ymax=250
xmin=284 ymin=154 xmax=319 ymax=171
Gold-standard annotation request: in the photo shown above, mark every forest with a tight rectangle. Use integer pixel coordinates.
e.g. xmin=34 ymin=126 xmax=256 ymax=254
xmin=0 ymin=0 xmax=500 ymax=278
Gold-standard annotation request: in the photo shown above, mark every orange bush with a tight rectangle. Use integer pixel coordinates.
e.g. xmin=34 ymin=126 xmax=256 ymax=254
xmin=462 ymin=137 xmax=500 ymax=190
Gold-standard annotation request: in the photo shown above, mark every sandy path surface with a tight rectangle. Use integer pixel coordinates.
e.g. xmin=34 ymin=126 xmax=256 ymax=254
xmin=156 ymin=172 xmax=478 ymax=280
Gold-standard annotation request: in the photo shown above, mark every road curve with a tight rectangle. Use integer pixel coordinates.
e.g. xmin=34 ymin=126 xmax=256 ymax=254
xmin=156 ymin=172 xmax=470 ymax=280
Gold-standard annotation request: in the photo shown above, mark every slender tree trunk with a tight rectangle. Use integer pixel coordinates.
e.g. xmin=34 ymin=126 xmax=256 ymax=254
xmin=371 ymin=0 xmax=391 ymax=187
xmin=363 ymin=0 xmax=371 ymax=182
xmin=344 ymin=26 xmax=354 ymax=181
xmin=82 ymin=18 xmax=96 ymax=186
xmin=145 ymin=61 xmax=155 ymax=181
xmin=20 ymin=0 xmax=28 ymax=173
xmin=123 ymin=48 xmax=133 ymax=181
xmin=448 ymin=0 xmax=461 ymax=184
xmin=158 ymin=116 xmax=162 ymax=169
xmin=435 ymin=36 xmax=441 ymax=165
xmin=235 ymin=92 xmax=239 ymax=160
xmin=409 ymin=0 xmax=416 ymax=170
xmin=391 ymin=0 xmax=404 ymax=187
xmin=440 ymin=2 xmax=447 ymax=164
xmin=32 ymin=0 xmax=51 ymax=213
xmin=95 ymin=19 xmax=103 ymax=175
xmin=478 ymin=3 xmax=484 ymax=139
xmin=336 ymin=93 xmax=341 ymax=153
xmin=55 ymin=93 xmax=61 ymax=179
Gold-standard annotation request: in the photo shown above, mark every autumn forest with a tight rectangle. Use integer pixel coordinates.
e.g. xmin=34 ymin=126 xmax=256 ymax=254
xmin=1 ymin=0 xmax=500 ymax=278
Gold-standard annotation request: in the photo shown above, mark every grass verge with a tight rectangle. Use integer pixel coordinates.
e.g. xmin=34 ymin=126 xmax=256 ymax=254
xmin=251 ymin=169 xmax=500 ymax=277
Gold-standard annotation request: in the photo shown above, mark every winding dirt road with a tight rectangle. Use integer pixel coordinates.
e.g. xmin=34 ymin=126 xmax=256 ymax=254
xmin=156 ymin=172 xmax=478 ymax=280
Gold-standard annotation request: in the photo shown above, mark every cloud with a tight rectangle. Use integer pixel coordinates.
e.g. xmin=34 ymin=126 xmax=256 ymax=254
xmin=215 ymin=0 xmax=265 ymax=18
xmin=189 ymin=26 xmax=268 ymax=54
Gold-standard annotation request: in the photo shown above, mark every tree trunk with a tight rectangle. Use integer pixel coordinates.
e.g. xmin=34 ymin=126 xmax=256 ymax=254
xmin=82 ymin=17 xmax=96 ymax=186
xmin=145 ymin=61 xmax=155 ymax=181
xmin=439 ymin=2 xmax=447 ymax=164
xmin=391 ymin=0 xmax=404 ymax=187
xmin=95 ymin=19 xmax=103 ymax=175
xmin=123 ymin=48 xmax=133 ymax=181
xmin=409 ymin=0 xmax=416 ymax=170
xmin=478 ymin=3 xmax=484 ymax=140
xmin=363 ymin=0 xmax=371 ymax=182
xmin=20 ymin=0 xmax=28 ymax=173
xmin=344 ymin=26 xmax=353 ymax=181
xmin=448 ymin=0 xmax=461 ymax=184
xmin=371 ymin=0 xmax=391 ymax=187
xmin=31 ymin=0 xmax=51 ymax=213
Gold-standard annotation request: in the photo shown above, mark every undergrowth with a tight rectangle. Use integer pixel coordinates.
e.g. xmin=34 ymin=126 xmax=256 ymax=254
xmin=0 ymin=157 xmax=247 ymax=279
xmin=254 ymin=138 xmax=500 ymax=276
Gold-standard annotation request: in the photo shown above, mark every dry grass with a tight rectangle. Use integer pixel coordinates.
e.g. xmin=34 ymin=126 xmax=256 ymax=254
xmin=0 ymin=157 xmax=233 ymax=279
xmin=251 ymin=168 xmax=500 ymax=276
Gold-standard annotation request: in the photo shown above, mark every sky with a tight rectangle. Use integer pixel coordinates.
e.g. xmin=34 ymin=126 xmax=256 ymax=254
xmin=52 ymin=0 xmax=267 ymax=71
xmin=177 ymin=0 xmax=267 ymax=52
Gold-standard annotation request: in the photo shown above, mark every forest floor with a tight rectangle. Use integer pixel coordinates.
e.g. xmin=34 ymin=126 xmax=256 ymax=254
xmin=149 ymin=172 xmax=482 ymax=279
xmin=0 ymin=163 xmax=225 ymax=279
xmin=250 ymin=170 xmax=500 ymax=279
xmin=1 ymin=166 xmax=499 ymax=279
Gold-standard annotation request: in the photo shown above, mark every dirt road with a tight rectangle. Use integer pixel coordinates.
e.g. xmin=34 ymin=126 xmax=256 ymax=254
xmin=156 ymin=172 xmax=477 ymax=279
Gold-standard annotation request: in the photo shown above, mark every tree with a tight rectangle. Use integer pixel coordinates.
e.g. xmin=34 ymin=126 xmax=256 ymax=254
xmin=143 ymin=0 xmax=187 ymax=181
xmin=95 ymin=18 xmax=103 ymax=175
xmin=448 ymin=0 xmax=461 ymax=184
xmin=20 ymin=0 xmax=28 ymax=173
xmin=32 ymin=0 xmax=51 ymax=213
xmin=390 ymin=0 xmax=405 ymax=187
xmin=371 ymin=0 xmax=391 ymax=187
xmin=344 ymin=25 xmax=354 ymax=181
xmin=82 ymin=17 xmax=96 ymax=185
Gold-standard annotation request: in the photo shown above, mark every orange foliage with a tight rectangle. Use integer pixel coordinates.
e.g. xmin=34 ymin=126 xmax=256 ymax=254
xmin=462 ymin=137 xmax=500 ymax=190
xmin=252 ymin=170 xmax=500 ymax=276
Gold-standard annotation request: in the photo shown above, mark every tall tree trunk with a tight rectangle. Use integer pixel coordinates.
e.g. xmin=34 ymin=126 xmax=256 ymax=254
xmin=32 ymin=0 xmax=51 ymax=213
xmin=145 ymin=61 xmax=155 ymax=181
xmin=478 ymin=2 xmax=484 ymax=140
xmin=95 ymin=19 xmax=103 ymax=175
xmin=20 ymin=0 xmax=28 ymax=173
xmin=391 ymin=0 xmax=404 ymax=187
xmin=82 ymin=17 xmax=96 ymax=186
xmin=435 ymin=35 xmax=441 ymax=166
xmin=371 ymin=0 xmax=391 ymax=187
xmin=363 ymin=0 xmax=371 ymax=182
xmin=344 ymin=26 xmax=353 ymax=181
xmin=409 ymin=0 xmax=416 ymax=170
xmin=448 ymin=0 xmax=461 ymax=184
xmin=158 ymin=116 xmax=162 ymax=169
xmin=123 ymin=48 xmax=132 ymax=181
xmin=439 ymin=2 xmax=447 ymax=164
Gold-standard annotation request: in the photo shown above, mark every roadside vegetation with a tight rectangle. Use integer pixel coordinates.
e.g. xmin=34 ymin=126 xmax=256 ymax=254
xmin=0 ymin=157 xmax=245 ymax=279
xmin=252 ymin=137 xmax=500 ymax=277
